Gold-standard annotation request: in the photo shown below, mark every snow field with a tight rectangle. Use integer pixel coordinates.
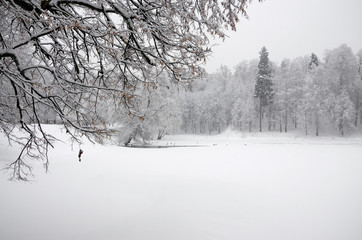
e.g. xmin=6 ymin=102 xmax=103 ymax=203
xmin=1 ymin=126 xmax=362 ymax=240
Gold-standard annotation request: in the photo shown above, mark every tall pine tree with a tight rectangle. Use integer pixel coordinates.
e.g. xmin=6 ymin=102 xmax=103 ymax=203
xmin=254 ymin=47 xmax=273 ymax=132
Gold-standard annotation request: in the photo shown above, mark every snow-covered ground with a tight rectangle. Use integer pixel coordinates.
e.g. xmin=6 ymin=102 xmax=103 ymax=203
xmin=1 ymin=125 xmax=362 ymax=240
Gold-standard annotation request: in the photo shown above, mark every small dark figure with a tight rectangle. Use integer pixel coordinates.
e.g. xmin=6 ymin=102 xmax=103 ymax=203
xmin=78 ymin=149 xmax=83 ymax=162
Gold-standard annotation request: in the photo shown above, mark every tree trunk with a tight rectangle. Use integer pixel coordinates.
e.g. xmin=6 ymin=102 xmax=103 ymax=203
xmin=284 ymin=107 xmax=288 ymax=132
xmin=355 ymin=91 xmax=359 ymax=127
xmin=339 ymin=120 xmax=344 ymax=136
xmin=272 ymin=117 xmax=276 ymax=131
xmin=124 ymin=136 xmax=132 ymax=146
xmin=358 ymin=62 xmax=362 ymax=126
xmin=249 ymin=120 xmax=252 ymax=132
xmin=315 ymin=114 xmax=319 ymax=136
xmin=267 ymin=104 xmax=272 ymax=131
xmin=259 ymin=98 xmax=262 ymax=132
xmin=157 ymin=129 xmax=166 ymax=140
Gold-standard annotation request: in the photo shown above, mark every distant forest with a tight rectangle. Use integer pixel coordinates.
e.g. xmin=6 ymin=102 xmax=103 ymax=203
xmin=38 ymin=44 xmax=362 ymax=142
xmin=179 ymin=44 xmax=362 ymax=137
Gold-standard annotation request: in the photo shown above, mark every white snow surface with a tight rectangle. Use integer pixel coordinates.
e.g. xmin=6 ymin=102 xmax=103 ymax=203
xmin=1 ymin=125 xmax=362 ymax=240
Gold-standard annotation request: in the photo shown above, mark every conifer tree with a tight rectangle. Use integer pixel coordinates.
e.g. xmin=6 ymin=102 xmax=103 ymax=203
xmin=309 ymin=53 xmax=320 ymax=69
xmin=302 ymin=53 xmax=324 ymax=136
xmin=254 ymin=47 xmax=273 ymax=132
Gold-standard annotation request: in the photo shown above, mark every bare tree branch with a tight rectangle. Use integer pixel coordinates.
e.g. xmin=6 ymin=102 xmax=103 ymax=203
xmin=0 ymin=0 xmax=260 ymax=180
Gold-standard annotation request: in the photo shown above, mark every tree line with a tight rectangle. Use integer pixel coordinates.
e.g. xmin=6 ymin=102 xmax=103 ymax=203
xmin=179 ymin=44 xmax=362 ymax=136
xmin=27 ymin=43 xmax=362 ymax=140
xmin=6 ymin=43 xmax=361 ymax=146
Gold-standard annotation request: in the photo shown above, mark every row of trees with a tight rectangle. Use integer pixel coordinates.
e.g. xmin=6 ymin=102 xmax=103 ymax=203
xmin=94 ymin=43 xmax=362 ymax=141
xmin=5 ymin=42 xmax=359 ymax=150
xmin=178 ymin=44 xmax=362 ymax=136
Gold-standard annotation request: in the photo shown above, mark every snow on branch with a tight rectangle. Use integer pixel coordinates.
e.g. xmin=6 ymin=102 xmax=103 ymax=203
xmin=0 ymin=0 xmax=260 ymax=180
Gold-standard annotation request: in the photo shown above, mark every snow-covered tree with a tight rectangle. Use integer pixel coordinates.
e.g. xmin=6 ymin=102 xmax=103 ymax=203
xmin=254 ymin=46 xmax=273 ymax=132
xmin=207 ymin=95 xmax=227 ymax=134
xmin=355 ymin=49 xmax=362 ymax=126
xmin=152 ymin=99 xmax=182 ymax=140
xmin=116 ymin=73 xmax=182 ymax=144
xmin=324 ymin=44 xmax=359 ymax=134
xmin=327 ymin=89 xmax=355 ymax=135
xmin=231 ymin=97 xmax=255 ymax=132
xmin=299 ymin=56 xmax=327 ymax=136
xmin=309 ymin=53 xmax=320 ymax=69
xmin=273 ymin=59 xmax=291 ymax=132
xmin=324 ymin=44 xmax=359 ymax=92
xmin=0 ymin=0 xmax=260 ymax=180
xmin=288 ymin=56 xmax=310 ymax=129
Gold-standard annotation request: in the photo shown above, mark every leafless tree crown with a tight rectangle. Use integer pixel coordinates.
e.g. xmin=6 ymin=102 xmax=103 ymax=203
xmin=0 ymin=0 xmax=258 ymax=180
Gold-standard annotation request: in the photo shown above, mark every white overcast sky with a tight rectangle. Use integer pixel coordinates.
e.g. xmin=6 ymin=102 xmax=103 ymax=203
xmin=204 ymin=0 xmax=362 ymax=73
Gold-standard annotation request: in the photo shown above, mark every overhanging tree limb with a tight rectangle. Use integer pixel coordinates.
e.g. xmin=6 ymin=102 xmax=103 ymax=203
xmin=1 ymin=0 xmax=262 ymax=180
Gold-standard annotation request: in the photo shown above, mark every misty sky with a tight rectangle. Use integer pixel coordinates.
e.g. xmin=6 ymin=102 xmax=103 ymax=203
xmin=204 ymin=0 xmax=362 ymax=73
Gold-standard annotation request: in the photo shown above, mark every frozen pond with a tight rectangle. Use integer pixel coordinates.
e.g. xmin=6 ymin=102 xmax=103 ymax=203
xmin=1 ymin=127 xmax=362 ymax=240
